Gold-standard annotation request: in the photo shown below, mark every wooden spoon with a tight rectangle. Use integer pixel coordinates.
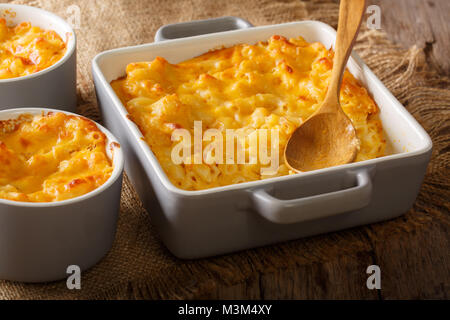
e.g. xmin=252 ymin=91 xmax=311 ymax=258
xmin=285 ymin=0 xmax=366 ymax=172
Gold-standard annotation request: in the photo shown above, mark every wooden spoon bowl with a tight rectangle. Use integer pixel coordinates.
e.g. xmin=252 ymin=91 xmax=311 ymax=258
xmin=285 ymin=110 xmax=359 ymax=172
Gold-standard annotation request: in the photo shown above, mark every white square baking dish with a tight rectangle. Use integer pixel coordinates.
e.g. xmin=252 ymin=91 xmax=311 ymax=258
xmin=92 ymin=18 xmax=432 ymax=259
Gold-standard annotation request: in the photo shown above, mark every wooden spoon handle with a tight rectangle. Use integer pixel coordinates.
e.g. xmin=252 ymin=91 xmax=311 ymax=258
xmin=325 ymin=0 xmax=366 ymax=105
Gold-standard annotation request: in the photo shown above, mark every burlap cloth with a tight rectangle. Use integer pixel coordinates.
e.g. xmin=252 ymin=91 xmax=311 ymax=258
xmin=0 ymin=0 xmax=448 ymax=299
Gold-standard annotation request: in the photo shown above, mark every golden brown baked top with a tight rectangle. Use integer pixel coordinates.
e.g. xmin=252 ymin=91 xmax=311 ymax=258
xmin=0 ymin=112 xmax=113 ymax=202
xmin=0 ymin=19 xmax=67 ymax=80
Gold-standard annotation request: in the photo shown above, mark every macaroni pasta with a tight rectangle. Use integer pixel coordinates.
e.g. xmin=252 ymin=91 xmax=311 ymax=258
xmin=0 ymin=19 xmax=66 ymax=79
xmin=111 ymin=35 xmax=386 ymax=190
xmin=0 ymin=112 xmax=113 ymax=202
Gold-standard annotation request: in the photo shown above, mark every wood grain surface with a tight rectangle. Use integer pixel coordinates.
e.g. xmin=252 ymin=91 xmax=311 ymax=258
xmin=373 ymin=0 xmax=450 ymax=76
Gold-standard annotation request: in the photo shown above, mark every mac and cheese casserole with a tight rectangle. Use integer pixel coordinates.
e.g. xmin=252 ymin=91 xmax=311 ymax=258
xmin=0 ymin=19 xmax=66 ymax=79
xmin=111 ymin=35 xmax=386 ymax=191
xmin=0 ymin=112 xmax=113 ymax=202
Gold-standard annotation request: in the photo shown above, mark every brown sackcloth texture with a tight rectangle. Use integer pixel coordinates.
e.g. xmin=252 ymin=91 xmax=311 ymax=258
xmin=0 ymin=0 xmax=449 ymax=299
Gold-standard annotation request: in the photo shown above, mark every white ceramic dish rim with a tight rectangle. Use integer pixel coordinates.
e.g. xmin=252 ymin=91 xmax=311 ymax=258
xmin=92 ymin=20 xmax=432 ymax=197
xmin=0 ymin=4 xmax=76 ymax=84
xmin=0 ymin=108 xmax=124 ymax=207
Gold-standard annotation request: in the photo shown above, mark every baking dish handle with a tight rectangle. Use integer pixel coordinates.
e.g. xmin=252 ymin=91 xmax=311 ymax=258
xmin=252 ymin=170 xmax=372 ymax=224
xmin=155 ymin=16 xmax=253 ymax=42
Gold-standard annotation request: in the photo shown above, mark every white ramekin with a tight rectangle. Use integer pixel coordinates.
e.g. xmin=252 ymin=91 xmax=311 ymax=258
xmin=0 ymin=108 xmax=124 ymax=283
xmin=0 ymin=4 xmax=77 ymax=112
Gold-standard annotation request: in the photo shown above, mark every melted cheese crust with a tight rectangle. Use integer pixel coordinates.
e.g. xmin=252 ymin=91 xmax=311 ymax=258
xmin=111 ymin=35 xmax=386 ymax=191
xmin=0 ymin=19 xmax=66 ymax=80
xmin=0 ymin=112 xmax=113 ymax=202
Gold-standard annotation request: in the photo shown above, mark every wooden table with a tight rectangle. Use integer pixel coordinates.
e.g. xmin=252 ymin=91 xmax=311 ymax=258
xmin=210 ymin=0 xmax=449 ymax=299
xmin=373 ymin=0 xmax=449 ymax=76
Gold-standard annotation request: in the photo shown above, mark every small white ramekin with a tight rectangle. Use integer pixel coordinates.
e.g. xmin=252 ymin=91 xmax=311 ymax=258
xmin=0 ymin=108 xmax=124 ymax=283
xmin=0 ymin=4 xmax=77 ymax=112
